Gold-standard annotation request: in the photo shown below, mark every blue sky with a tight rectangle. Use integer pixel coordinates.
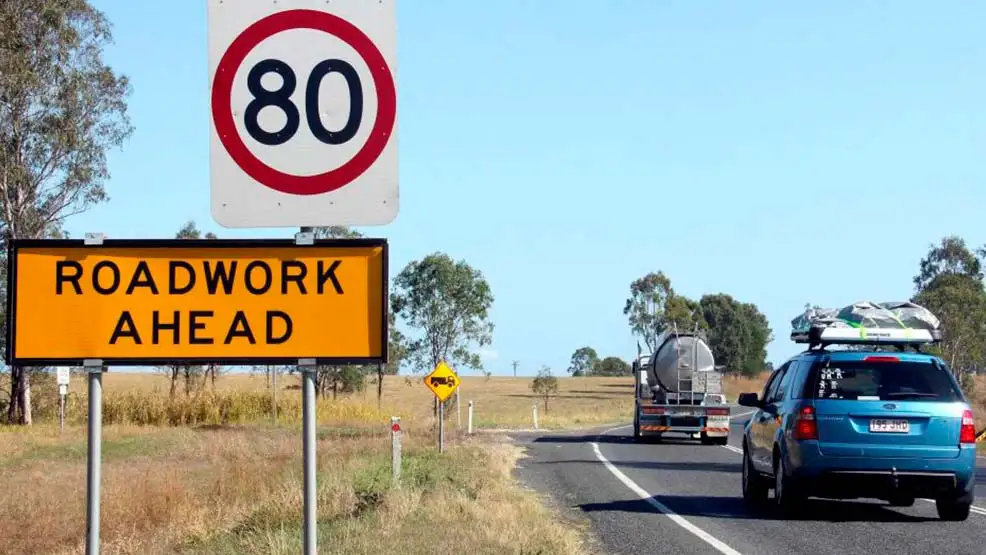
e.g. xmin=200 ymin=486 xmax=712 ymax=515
xmin=77 ymin=1 xmax=985 ymax=376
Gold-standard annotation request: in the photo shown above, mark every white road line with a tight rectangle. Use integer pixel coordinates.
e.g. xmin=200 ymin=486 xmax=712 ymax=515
xmin=730 ymin=410 xmax=756 ymax=421
xmin=917 ymin=498 xmax=986 ymax=516
xmin=589 ymin=441 xmax=744 ymax=555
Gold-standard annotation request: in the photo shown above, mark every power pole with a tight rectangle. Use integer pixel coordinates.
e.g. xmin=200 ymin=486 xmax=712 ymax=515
xmin=512 ymin=360 xmax=519 ymax=377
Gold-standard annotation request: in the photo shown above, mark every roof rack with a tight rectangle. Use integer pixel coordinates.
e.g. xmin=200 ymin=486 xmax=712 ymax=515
xmin=790 ymin=301 xmax=942 ymax=350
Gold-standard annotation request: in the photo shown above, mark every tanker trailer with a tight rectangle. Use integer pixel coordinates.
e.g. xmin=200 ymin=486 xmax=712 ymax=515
xmin=632 ymin=328 xmax=729 ymax=445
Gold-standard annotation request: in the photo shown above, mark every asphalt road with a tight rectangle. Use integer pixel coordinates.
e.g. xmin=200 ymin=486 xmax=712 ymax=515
xmin=512 ymin=408 xmax=986 ymax=555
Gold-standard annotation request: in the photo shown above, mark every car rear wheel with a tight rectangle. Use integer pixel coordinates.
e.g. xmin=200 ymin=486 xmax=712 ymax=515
xmin=741 ymin=442 xmax=768 ymax=505
xmin=936 ymin=498 xmax=971 ymax=521
xmin=772 ymin=453 xmax=803 ymax=513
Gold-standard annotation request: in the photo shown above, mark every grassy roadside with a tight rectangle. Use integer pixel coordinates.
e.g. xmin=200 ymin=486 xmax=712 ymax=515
xmin=7 ymin=370 xmax=977 ymax=553
xmin=0 ymin=424 xmax=590 ymax=555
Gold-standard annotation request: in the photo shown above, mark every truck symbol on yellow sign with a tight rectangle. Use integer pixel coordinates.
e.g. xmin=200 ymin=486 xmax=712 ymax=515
xmin=424 ymin=361 xmax=459 ymax=402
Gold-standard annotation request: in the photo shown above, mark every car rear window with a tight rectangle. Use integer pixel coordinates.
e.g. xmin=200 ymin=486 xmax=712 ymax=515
xmin=807 ymin=358 xmax=963 ymax=402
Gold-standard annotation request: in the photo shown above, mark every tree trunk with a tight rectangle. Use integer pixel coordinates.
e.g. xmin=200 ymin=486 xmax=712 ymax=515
xmin=169 ymin=368 xmax=178 ymax=398
xmin=376 ymin=365 xmax=383 ymax=408
xmin=23 ymin=373 xmax=32 ymax=425
xmin=10 ymin=369 xmax=32 ymax=425
xmin=7 ymin=367 xmax=26 ymax=424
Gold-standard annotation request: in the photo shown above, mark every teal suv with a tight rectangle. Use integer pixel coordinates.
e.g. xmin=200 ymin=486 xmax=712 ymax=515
xmin=738 ymin=350 xmax=978 ymax=520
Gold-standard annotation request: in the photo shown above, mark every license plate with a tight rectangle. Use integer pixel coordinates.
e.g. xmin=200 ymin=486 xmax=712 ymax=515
xmin=869 ymin=419 xmax=909 ymax=433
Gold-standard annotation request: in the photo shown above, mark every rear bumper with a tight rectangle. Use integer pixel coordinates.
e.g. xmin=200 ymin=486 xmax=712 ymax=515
xmin=637 ymin=415 xmax=729 ymax=436
xmin=790 ymin=443 xmax=977 ymax=500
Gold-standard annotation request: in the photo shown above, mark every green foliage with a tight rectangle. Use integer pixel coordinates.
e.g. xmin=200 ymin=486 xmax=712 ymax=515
xmin=391 ymin=252 xmax=494 ymax=374
xmin=697 ymin=294 xmax=772 ymax=377
xmin=313 ymin=225 xmax=362 ymax=239
xmin=567 ymin=346 xmax=598 ymax=376
xmin=384 ymin=310 xmax=407 ymax=376
xmin=0 ymin=0 xmax=134 ymax=239
xmin=1 ymin=0 xmax=133 ymax=424
xmin=531 ymin=366 xmax=559 ymax=412
xmin=665 ymin=295 xmax=708 ymax=333
xmin=593 ymin=356 xmax=631 ymax=377
xmin=623 ymin=272 xmax=770 ymax=377
xmin=623 ymin=271 xmax=674 ymax=351
xmin=911 ymin=236 xmax=986 ymax=391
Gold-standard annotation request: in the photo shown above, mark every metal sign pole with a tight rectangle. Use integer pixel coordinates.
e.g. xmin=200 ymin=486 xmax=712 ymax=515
xmin=295 ymin=229 xmax=317 ymax=555
xmin=438 ymin=401 xmax=445 ymax=453
xmin=84 ymin=359 xmax=103 ymax=555
xmin=272 ymin=365 xmax=278 ymax=425
xmin=300 ymin=358 xmax=317 ymax=555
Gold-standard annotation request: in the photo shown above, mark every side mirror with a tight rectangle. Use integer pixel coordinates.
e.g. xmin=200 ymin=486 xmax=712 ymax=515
xmin=737 ymin=392 xmax=761 ymax=408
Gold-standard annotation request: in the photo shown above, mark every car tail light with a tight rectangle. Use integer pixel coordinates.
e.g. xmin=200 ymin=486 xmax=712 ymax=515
xmin=793 ymin=406 xmax=818 ymax=440
xmin=863 ymin=355 xmax=900 ymax=362
xmin=960 ymin=409 xmax=976 ymax=444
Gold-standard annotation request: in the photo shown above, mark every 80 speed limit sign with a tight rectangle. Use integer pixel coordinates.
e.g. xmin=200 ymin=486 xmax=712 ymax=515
xmin=207 ymin=1 xmax=398 ymax=228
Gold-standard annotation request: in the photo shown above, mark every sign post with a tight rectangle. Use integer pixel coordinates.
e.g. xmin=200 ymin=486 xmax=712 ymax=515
xmin=207 ymin=1 xmax=399 ymax=229
xmin=299 ymin=358 xmax=317 ymax=555
xmin=84 ymin=358 xmax=102 ymax=555
xmin=423 ymin=361 xmax=460 ymax=453
xmin=56 ymin=367 xmax=70 ymax=433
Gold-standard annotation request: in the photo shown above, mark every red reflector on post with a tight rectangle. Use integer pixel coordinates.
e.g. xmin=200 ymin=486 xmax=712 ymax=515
xmin=863 ymin=355 xmax=900 ymax=362
xmin=392 ymin=423 xmax=401 ymax=433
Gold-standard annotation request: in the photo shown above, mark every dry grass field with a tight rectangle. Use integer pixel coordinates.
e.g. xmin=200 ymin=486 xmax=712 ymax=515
xmin=1 ymin=369 xmax=982 ymax=554
xmin=0 ymin=372 xmax=651 ymax=555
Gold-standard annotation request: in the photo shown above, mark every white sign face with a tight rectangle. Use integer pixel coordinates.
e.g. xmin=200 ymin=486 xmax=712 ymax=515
xmin=59 ymin=384 xmax=68 ymax=396
xmin=207 ymin=0 xmax=398 ymax=228
xmin=56 ymin=367 xmax=70 ymax=386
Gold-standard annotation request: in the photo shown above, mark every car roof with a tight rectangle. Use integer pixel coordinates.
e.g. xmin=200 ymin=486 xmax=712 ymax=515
xmin=791 ymin=350 xmax=942 ymax=364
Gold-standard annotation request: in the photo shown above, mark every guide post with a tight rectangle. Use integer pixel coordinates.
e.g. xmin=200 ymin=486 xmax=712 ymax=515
xmin=56 ymin=367 xmax=70 ymax=433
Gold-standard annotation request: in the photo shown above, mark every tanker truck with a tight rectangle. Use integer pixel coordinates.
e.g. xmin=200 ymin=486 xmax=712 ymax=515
xmin=631 ymin=326 xmax=729 ymax=445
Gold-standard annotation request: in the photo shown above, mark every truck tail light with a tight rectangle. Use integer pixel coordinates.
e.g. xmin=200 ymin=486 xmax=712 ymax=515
xmin=706 ymin=407 xmax=730 ymax=416
xmin=793 ymin=406 xmax=818 ymax=440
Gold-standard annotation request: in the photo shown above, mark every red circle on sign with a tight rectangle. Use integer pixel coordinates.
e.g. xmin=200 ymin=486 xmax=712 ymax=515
xmin=211 ymin=9 xmax=397 ymax=195
xmin=392 ymin=423 xmax=401 ymax=432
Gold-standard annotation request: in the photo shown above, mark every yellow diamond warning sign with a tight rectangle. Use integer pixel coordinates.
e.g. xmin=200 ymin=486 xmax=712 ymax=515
xmin=424 ymin=361 xmax=460 ymax=402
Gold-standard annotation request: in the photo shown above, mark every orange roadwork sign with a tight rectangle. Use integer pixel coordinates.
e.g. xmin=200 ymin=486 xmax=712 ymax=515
xmin=5 ymin=238 xmax=388 ymax=366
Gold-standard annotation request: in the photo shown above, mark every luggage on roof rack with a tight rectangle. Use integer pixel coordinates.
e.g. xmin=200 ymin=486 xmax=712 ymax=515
xmin=790 ymin=301 xmax=942 ymax=347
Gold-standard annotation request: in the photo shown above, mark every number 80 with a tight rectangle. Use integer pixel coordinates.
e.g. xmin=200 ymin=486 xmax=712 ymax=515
xmin=243 ymin=58 xmax=363 ymax=146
